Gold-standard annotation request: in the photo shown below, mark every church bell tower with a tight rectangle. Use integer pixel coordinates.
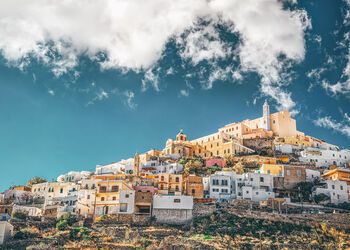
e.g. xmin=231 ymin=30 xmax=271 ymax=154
xmin=263 ymin=100 xmax=270 ymax=131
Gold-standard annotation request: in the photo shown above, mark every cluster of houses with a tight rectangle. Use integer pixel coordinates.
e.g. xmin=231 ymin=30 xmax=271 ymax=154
xmin=1 ymin=101 xmax=350 ymax=243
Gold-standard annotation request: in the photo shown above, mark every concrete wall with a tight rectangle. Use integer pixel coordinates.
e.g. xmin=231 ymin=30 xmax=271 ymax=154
xmin=152 ymin=208 xmax=192 ymax=225
xmin=0 ymin=221 xmax=13 ymax=245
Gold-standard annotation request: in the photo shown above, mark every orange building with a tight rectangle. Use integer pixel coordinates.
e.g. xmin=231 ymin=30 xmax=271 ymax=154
xmin=322 ymin=168 xmax=350 ymax=185
xmin=157 ymin=173 xmax=183 ymax=195
xmin=184 ymin=175 xmax=204 ymax=199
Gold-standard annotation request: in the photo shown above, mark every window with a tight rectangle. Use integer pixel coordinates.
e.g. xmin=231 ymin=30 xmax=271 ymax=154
xmin=100 ymin=186 xmax=107 ymax=193
xmin=120 ymin=203 xmax=128 ymax=212
xmin=125 ymin=194 xmax=130 ymax=198
xmin=212 ymin=179 xmax=219 ymax=185
xmin=161 ymin=176 xmax=164 ymax=181
xmin=221 ymin=189 xmax=228 ymax=193
xmin=332 ymin=185 xmax=335 ymax=190
xmin=286 ymin=170 xmax=291 ymax=176
xmin=175 ymin=177 xmax=180 ymax=182
xmin=87 ymin=195 xmax=90 ymax=199
xmin=267 ymin=170 xmax=270 ymax=174
xmin=221 ymin=180 xmax=228 ymax=186
xmin=101 ymin=197 xmax=105 ymax=201
xmin=212 ymin=188 xmax=219 ymax=192
xmin=297 ymin=170 xmax=301 ymax=177
xmin=217 ymin=151 xmax=219 ymax=155
xmin=260 ymin=177 xmax=264 ymax=182
xmin=174 ymin=199 xmax=181 ymax=203
xmin=175 ymin=185 xmax=179 ymax=191
xmin=192 ymin=189 xmax=195 ymax=195
xmin=112 ymin=186 xmax=119 ymax=192
xmin=112 ymin=196 xmax=116 ymax=201
xmin=340 ymin=186 xmax=343 ymax=190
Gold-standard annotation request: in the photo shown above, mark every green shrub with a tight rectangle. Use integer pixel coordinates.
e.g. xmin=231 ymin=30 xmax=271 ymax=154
xmin=12 ymin=211 xmax=27 ymax=220
xmin=56 ymin=213 xmax=76 ymax=230
xmin=69 ymin=227 xmax=91 ymax=240
xmin=56 ymin=219 xmax=69 ymax=230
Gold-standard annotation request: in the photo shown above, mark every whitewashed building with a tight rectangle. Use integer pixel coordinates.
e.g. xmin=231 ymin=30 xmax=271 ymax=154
xmin=141 ymin=161 xmax=183 ymax=174
xmin=209 ymin=171 xmax=238 ymax=201
xmin=152 ymin=195 xmax=193 ymax=224
xmin=57 ymin=171 xmax=91 ymax=183
xmin=76 ymin=179 xmax=97 ymax=218
xmin=299 ymin=148 xmax=350 ymax=168
xmin=315 ymin=180 xmax=349 ymax=204
xmin=238 ymin=173 xmax=275 ymax=202
xmin=305 ymin=169 xmax=321 ymax=182
xmin=12 ymin=205 xmax=42 ymax=217
xmin=31 ymin=182 xmax=79 ymax=215
xmin=95 ymin=158 xmax=134 ymax=175
xmin=118 ymin=190 xmax=135 ymax=214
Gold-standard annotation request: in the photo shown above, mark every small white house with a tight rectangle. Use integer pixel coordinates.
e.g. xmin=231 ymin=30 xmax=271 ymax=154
xmin=57 ymin=171 xmax=91 ymax=183
xmin=76 ymin=179 xmax=97 ymax=218
xmin=12 ymin=205 xmax=42 ymax=217
xmin=0 ymin=221 xmax=13 ymax=245
xmin=305 ymin=169 xmax=321 ymax=182
xmin=315 ymin=180 xmax=349 ymax=204
xmin=152 ymin=195 xmax=193 ymax=224
xmin=242 ymin=186 xmax=275 ymax=202
xmin=118 ymin=190 xmax=135 ymax=214
xmin=209 ymin=171 xmax=238 ymax=200
xmin=238 ymin=172 xmax=275 ymax=202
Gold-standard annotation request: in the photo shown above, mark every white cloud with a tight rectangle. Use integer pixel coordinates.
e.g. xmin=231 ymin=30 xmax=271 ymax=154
xmin=314 ymin=114 xmax=350 ymax=138
xmin=320 ymin=2 xmax=350 ymax=97
xmin=48 ymin=89 xmax=55 ymax=96
xmin=86 ymin=89 xmax=109 ymax=106
xmin=141 ymin=67 xmax=160 ymax=92
xmin=0 ymin=0 xmax=309 ymax=111
xmin=206 ymin=66 xmax=231 ymax=89
xmin=178 ymin=22 xmax=231 ymax=65
xmin=123 ymin=90 xmax=137 ymax=109
xmin=179 ymin=89 xmax=189 ymax=97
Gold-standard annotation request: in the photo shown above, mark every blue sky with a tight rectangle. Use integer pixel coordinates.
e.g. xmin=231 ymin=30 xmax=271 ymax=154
xmin=0 ymin=0 xmax=349 ymax=190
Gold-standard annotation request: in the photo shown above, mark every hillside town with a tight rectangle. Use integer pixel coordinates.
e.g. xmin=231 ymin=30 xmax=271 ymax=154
xmin=1 ymin=101 xmax=350 ymax=249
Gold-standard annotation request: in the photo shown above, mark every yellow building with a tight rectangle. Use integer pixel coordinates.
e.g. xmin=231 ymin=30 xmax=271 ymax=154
xmin=94 ymin=174 xmax=134 ymax=216
xmin=260 ymin=164 xmax=306 ymax=189
xmin=218 ymin=101 xmax=302 ymax=139
xmin=163 ymin=130 xmax=201 ymax=157
xmin=157 ymin=173 xmax=183 ymax=195
xmin=322 ymin=168 xmax=350 ymax=185
xmin=139 ymin=149 xmax=162 ymax=164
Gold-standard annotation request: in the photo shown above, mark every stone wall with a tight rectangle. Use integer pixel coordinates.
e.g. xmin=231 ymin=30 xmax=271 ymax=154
xmin=153 ymin=209 xmax=192 ymax=225
xmin=243 ymin=138 xmax=275 ymax=155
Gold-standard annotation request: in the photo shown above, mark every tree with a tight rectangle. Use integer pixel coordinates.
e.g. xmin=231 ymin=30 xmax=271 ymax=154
xmin=314 ymin=193 xmax=330 ymax=204
xmin=294 ymin=182 xmax=314 ymax=202
xmin=27 ymin=176 xmax=47 ymax=187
